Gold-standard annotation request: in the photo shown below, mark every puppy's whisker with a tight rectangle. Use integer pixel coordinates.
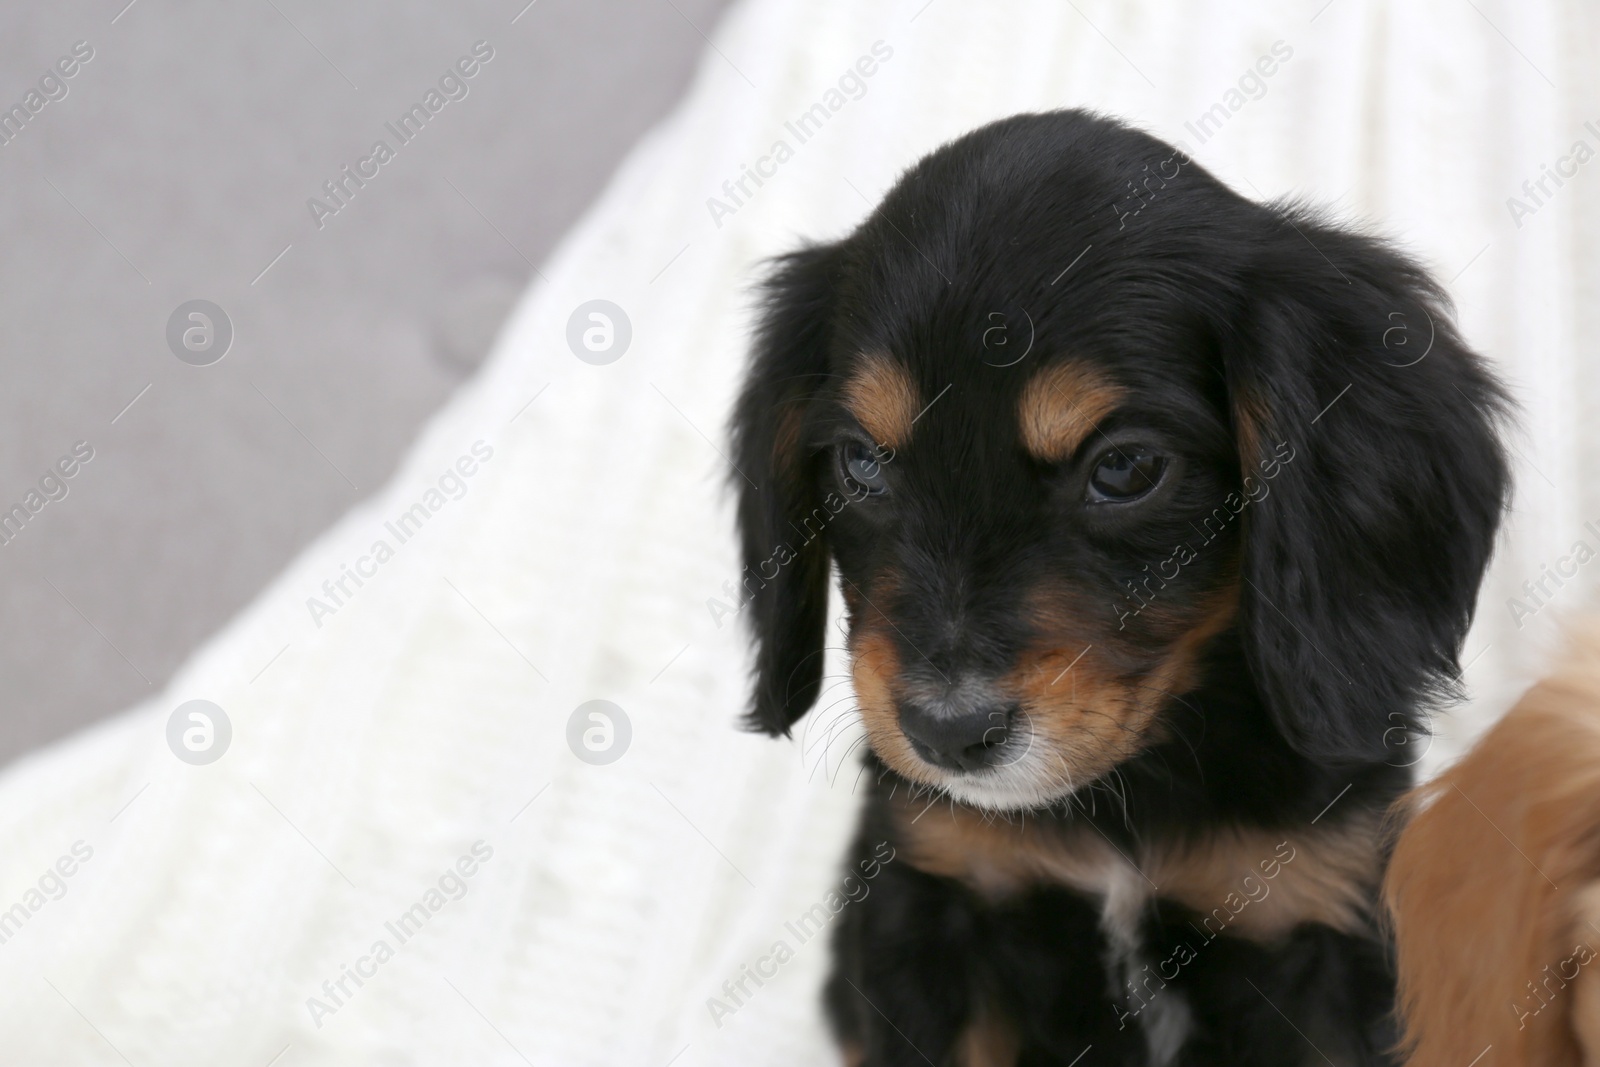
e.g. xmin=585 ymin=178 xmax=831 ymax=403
xmin=800 ymin=690 xmax=858 ymax=726
xmin=820 ymin=735 xmax=870 ymax=787
xmin=851 ymin=754 xmax=874 ymax=796
xmin=1126 ymin=680 xmax=1209 ymax=781
xmin=807 ymin=718 xmax=862 ymax=781
xmin=798 ymin=700 xmax=862 ymax=760
xmin=817 ymin=714 xmax=866 ymax=770
xmin=1047 ymin=751 xmax=1078 ymax=800
xmin=813 ymin=702 xmax=863 ymax=745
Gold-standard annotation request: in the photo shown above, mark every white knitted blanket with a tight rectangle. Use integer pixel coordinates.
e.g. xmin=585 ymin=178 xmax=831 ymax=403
xmin=2 ymin=1 xmax=1595 ymax=1063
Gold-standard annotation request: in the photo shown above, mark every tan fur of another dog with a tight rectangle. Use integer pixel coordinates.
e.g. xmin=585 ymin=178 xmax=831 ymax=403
xmin=1387 ymin=624 xmax=1600 ymax=1066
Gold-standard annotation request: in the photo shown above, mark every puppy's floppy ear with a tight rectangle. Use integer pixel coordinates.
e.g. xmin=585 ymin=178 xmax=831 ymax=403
xmin=1227 ymin=211 xmax=1512 ymax=764
xmin=730 ymin=243 xmax=841 ymax=735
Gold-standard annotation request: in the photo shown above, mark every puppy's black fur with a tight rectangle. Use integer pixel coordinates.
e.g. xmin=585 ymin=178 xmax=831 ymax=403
xmin=731 ymin=111 xmax=1509 ymax=1065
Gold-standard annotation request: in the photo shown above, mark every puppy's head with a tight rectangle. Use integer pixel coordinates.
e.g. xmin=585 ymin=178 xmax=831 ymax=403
xmin=732 ymin=111 xmax=1509 ymax=811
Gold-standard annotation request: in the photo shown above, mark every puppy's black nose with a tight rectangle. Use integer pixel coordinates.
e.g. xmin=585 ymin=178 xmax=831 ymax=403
xmin=899 ymin=701 xmax=1018 ymax=772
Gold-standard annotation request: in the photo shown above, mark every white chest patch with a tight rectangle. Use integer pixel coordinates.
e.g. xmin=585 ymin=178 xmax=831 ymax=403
xmin=1094 ymin=860 xmax=1193 ymax=1064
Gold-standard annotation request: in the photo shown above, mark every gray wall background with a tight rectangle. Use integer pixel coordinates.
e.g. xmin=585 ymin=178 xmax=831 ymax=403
xmin=0 ymin=0 xmax=731 ymax=768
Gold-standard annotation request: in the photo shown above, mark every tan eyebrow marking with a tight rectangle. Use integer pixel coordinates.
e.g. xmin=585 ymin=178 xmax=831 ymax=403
xmin=1018 ymin=362 xmax=1124 ymax=462
xmin=842 ymin=353 xmax=919 ymax=448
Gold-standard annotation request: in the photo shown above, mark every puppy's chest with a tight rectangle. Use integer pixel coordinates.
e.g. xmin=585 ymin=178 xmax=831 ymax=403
xmin=889 ymin=796 xmax=1380 ymax=945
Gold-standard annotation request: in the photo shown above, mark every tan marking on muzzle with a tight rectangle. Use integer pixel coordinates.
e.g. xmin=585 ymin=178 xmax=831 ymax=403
xmin=851 ymin=626 xmax=941 ymax=789
xmin=1006 ymin=584 xmax=1238 ymax=790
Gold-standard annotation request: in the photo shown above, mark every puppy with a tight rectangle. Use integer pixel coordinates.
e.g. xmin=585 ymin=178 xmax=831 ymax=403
xmin=731 ymin=110 xmax=1510 ymax=1065
xmin=1386 ymin=621 xmax=1600 ymax=1067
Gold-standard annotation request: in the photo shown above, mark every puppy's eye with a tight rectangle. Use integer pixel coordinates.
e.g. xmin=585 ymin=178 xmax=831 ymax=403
xmin=1088 ymin=448 xmax=1165 ymax=502
xmin=837 ymin=440 xmax=888 ymax=497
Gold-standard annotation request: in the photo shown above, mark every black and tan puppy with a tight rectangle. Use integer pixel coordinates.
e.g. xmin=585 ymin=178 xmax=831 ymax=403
xmin=731 ymin=110 xmax=1510 ymax=1066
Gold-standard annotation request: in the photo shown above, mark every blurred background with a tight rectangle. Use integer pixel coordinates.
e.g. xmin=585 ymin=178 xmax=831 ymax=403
xmin=0 ymin=0 xmax=728 ymax=764
xmin=0 ymin=1 xmax=1596 ymax=1064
